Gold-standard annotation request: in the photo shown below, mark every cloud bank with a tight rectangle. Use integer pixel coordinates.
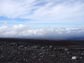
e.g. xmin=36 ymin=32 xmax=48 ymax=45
xmin=0 ymin=24 xmax=84 ymax=40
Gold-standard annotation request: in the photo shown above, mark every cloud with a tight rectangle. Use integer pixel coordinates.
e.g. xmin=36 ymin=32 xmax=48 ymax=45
xmin=0 ymin=0 xmax=35 ymax=18
xmin=0 ymin=0 xmax=84 ymax=40
xmin=0 ymin=0 xmax=84 ymax=22
xmin=0 ymin=24 xmax=84 ymax=40
xmin=29 ymin=1 xmax=84 ymax=22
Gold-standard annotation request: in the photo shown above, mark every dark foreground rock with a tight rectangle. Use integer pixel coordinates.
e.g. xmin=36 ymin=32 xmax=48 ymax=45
xmin=0 ymin=38 xmax=84 ymax=63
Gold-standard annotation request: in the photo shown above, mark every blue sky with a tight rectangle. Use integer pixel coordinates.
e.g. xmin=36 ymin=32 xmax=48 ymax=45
xmin=0 ymin=0 xmax=84 ymax=39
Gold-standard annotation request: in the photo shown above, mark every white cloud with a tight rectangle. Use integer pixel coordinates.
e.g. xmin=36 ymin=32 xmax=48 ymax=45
xmin=0 ymin=0 xmax=35 ymax=18
xmin=0 ymin=0 xmax=84 ymax=22
xmin=0 ymin=24 xmax=84 ymax=40
xmin=29 ymin=1 xmax=84 ymax=21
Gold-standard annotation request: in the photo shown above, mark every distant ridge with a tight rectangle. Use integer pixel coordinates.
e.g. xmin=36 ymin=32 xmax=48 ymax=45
xmin=0 ymin=38 xmax=84 ymax=46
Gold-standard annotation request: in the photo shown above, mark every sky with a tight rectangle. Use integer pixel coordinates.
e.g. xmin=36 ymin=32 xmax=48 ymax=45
xmin=0 ymin=0 xmax=84 ymax=40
